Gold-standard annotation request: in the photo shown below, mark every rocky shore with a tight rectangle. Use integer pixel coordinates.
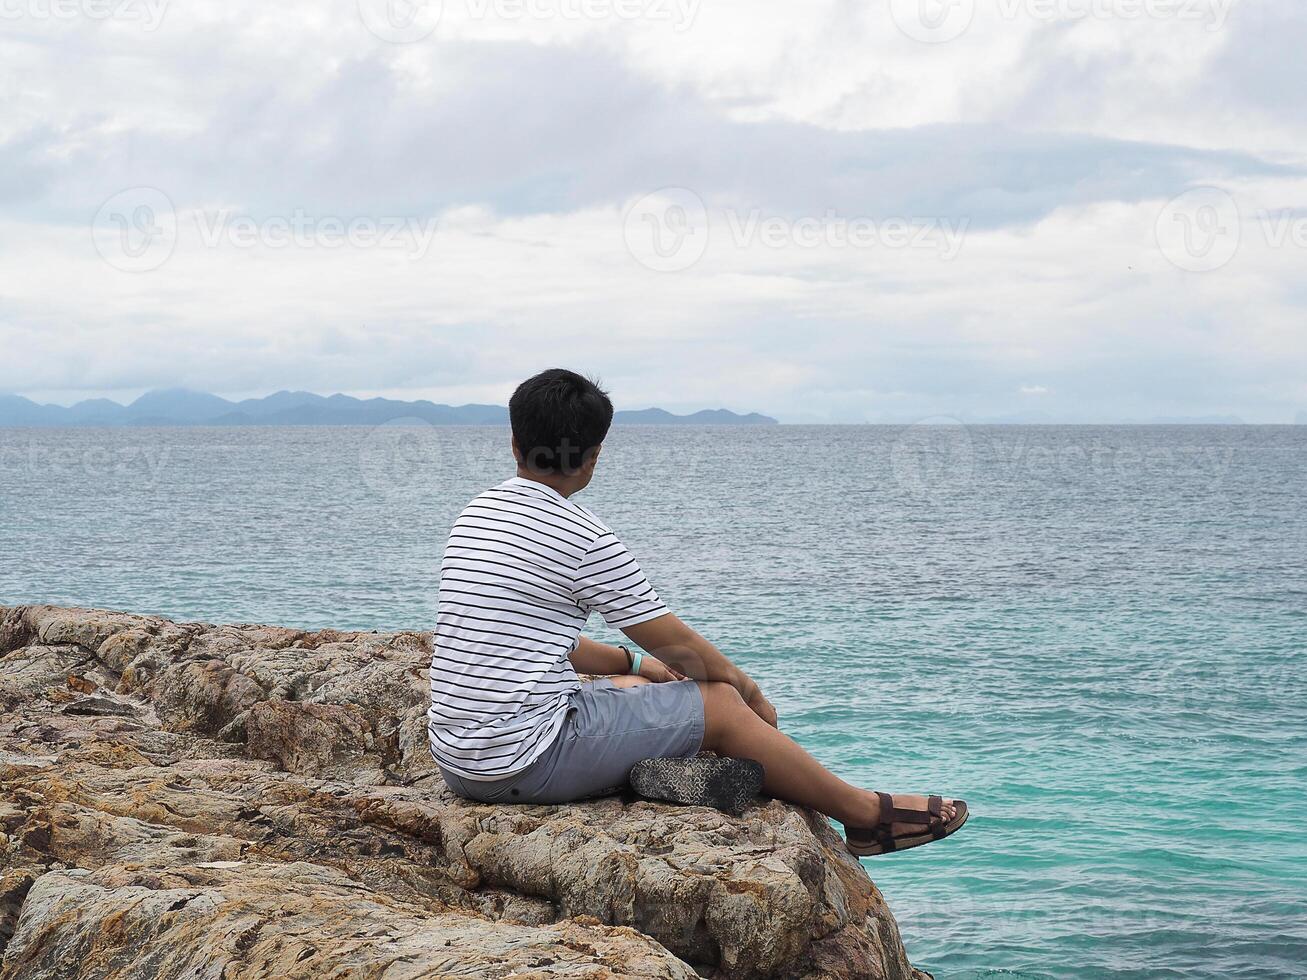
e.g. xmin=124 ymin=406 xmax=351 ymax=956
xmin=0 ymin=604 xmax=928 ymax=979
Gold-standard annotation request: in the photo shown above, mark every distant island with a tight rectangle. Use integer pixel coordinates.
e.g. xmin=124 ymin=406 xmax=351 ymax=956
xmin=0 ymin=389 xmax=778 ymax=427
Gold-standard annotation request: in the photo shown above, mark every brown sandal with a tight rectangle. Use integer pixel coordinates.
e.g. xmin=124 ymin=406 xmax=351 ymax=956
xmin=845 ymin=792 xmax=969 ymax=857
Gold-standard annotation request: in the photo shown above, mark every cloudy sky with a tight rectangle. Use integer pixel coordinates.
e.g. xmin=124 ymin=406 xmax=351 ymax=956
xmin=1 ymin=0 xmax=1304 ymax=421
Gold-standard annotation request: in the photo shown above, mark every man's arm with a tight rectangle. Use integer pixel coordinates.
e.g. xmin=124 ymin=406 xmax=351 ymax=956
xmin=569 ymin=635 xmax=684 ymax=682
xmin=621 ymin=613 xmax=777 ymax=726
xmin=568 ymin=635 xmax=629 ymax=675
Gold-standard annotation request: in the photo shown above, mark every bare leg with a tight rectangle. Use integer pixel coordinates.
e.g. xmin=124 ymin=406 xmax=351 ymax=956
xmin=697 ymin=681 xmax=956 ymax=829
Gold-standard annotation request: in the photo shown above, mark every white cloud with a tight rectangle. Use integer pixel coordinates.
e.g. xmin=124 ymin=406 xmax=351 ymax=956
xmin=0 ymin=0 xmax=1304 ymax=420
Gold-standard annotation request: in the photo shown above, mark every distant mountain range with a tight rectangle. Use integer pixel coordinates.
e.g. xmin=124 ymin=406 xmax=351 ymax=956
xmin=0 ymin=389 xmax=779 ymax=427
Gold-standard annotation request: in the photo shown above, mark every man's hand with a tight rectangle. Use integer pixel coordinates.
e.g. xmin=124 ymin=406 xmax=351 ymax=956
xmin=745 ymin=688 xmax=778 ymax=727
xmin=624 ymin=613 xmax=779 ymax=724
xmin=639 ymin=656 xmax=686 ymax=683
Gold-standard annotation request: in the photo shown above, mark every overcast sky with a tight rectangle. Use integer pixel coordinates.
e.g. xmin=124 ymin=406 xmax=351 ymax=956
xmin=1 ymin=0 xmax=1304 ymax=421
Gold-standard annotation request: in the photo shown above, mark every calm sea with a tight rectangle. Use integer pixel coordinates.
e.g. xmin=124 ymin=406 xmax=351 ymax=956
xmin=2 ymin=423 xmax=1304 ymax=979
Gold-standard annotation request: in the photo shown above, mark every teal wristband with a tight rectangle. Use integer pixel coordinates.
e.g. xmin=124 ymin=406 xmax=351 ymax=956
xmin=629 ymin=650 xmax=644 ymax=676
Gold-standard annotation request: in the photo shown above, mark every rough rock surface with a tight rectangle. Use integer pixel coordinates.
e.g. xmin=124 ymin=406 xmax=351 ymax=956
xmin=0 ymin=604 xmax=928 ymax=979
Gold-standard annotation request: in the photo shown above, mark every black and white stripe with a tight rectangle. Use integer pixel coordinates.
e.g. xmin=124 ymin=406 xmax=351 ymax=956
xmin=428 ymin=476 xmax=668 ymax=780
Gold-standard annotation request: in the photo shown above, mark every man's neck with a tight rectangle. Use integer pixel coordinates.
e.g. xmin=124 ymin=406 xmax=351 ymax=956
xmin=515 ymin=467 xmax=583 ymax=498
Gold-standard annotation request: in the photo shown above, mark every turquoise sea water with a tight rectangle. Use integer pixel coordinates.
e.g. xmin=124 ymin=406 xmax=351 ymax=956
xmin=2 ymin=423 xmax=1304 ymax=979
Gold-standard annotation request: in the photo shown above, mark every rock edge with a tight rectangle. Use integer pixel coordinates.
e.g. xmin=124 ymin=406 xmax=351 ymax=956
xmin=0 ymin=604 xmax=928 ymax=979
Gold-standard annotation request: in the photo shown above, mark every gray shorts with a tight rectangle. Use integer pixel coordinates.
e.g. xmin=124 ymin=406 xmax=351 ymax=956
xmin=439 ymin=679 xmax=705 ymax=805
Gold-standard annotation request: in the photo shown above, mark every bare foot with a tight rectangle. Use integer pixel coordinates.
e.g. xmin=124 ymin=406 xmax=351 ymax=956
xmin=871 ymin=792 xmax=958 ymax=834
xmin=844 ymin=792 xmax=968 ymax=857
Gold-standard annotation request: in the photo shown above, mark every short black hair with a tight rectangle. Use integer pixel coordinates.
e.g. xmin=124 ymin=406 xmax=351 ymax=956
xmin=509 ymin=368 xmax=613 ymax=474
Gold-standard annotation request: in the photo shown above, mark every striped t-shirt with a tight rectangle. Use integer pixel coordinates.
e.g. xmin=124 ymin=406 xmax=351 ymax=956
xmin=427 ymin=476 xmax=669 ymax=780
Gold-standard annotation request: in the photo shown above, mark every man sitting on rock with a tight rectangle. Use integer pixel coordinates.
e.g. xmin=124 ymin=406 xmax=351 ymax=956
xmin=427 ymin=368 xmax=968 ymax=856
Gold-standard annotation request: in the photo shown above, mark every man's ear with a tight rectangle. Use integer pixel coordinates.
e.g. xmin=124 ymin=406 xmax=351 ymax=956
xmin=583 ymin=443 xmax=602 ymax=475
xmin=510 ymin=435 xmax=523 ymax=464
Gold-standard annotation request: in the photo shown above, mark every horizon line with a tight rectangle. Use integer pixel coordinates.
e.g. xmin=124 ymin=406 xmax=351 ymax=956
xmin=2 ymin=387 xmax=1300 ymax=426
